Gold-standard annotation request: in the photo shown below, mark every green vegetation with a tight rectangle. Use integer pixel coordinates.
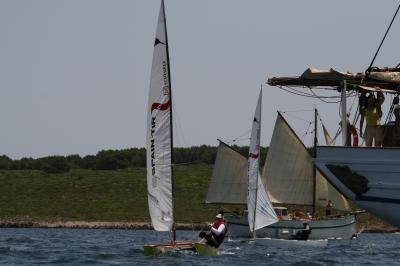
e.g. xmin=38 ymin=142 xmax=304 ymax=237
xmin=0 ymin=147 xmax=391 ymax=229
xmin=0 ymin=165 xmax=239 ymax=223
xmin=0 ymin=145 xmax=269 ymax=173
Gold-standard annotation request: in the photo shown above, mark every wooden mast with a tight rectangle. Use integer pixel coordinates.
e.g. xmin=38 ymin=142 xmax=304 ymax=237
xmin=312 ymin=108 xmax=317 ymax=216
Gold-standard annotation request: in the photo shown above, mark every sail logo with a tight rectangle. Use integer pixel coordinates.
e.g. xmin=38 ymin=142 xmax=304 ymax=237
xmin=154 ymin=38 xmax=165 ymax=47
xmin=249 ymin=152 xmax=259 ymax=159
xmin=150 ymin=60 xmax=170 ymax=180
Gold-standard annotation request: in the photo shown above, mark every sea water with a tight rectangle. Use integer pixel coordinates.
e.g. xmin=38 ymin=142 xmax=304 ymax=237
xmin=0 ymin=228 xmax=399 ymax=265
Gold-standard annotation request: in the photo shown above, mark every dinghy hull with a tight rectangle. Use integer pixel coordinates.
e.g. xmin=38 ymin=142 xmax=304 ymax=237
xmin=193 ymin=243 xmax=219 ymax=256
xmin=143 ymin=242 xmax=195 ymax=256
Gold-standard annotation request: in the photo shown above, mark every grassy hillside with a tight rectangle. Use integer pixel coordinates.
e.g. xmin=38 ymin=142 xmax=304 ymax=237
xmin=0 ymin=164 xmax=236 ymax=224
xmin=0 ymin=165 xmax=394 ymax=230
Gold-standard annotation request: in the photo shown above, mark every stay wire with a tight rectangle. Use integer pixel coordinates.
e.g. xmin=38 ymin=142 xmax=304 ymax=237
xmin=366 ymin=2 xmax=400 ymax=73
xmin=278 ymin=86 xmax=341 ymax=99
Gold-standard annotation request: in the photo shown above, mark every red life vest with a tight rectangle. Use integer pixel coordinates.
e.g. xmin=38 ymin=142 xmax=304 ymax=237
xmin=211 ymin=220 xmax=227 ymax=246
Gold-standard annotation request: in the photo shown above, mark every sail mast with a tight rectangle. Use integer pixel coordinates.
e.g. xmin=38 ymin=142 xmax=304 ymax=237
xmin=161 ymin=0 xmax=176 ymax=243
xmin=312 ymin=108 xmax=317 ymax=215
xmin=251 ymin=87 xmax=262 ymax=239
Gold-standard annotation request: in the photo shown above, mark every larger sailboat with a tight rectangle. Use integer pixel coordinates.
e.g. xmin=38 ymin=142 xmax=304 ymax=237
xmin=206 ymin=111 xmax=356 ymax=240
xmin=143 ymin=0 xmax=194 ymax=255
xmin=268 ymin=67 xmax=400 ymax=228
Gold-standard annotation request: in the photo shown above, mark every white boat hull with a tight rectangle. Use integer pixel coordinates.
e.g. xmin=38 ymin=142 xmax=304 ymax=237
xmin=255 ymin=237 xmax=328 ymax=248
xmin=226 ymin=214 xmax=356 ymax=240
xmin=315 ymin=146 xmax=400 ymax=227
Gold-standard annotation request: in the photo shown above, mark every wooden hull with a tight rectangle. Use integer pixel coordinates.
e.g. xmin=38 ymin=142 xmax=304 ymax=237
xmin=143 ymin=241 xmax=195 ymax=256
xmin=193 ymin=243 xmax=219 ymax=256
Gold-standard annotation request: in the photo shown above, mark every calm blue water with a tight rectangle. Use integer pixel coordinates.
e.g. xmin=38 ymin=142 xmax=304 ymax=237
xmin=0 ymin=229 xmax=399 ymax=265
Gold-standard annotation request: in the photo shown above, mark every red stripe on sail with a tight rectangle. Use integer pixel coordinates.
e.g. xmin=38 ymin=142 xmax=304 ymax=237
xmin=151 ymin=100 xmax=171 ymax=113
xmin=249 ymin=153 xmax=259 ymax=159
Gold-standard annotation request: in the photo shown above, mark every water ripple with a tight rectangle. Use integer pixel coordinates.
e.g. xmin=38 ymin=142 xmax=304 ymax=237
xmin=0 ymin=229 xmax=399 ymax=265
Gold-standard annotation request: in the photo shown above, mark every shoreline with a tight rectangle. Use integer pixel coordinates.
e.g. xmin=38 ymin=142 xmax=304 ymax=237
xmin=0 ymin=220 xmax=398 ymax=233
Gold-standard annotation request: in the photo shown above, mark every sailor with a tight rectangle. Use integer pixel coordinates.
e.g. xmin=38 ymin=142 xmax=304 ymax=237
xmin=360 ymin=89 xmax=385 ymax=147
xmin=293 ymin=222 xmax=311 ymax=240
xmin=198 ymin=213 xmax=227 ymax=248
xmin=326 ymin=200 xmax=333 ymax=216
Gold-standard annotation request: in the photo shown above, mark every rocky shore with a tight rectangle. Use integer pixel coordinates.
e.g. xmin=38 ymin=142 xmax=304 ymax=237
xmin=0 ymin=219 xmax=398 ymax=233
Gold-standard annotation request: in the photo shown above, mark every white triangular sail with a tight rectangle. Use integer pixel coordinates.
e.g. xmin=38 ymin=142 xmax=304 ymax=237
xmin=262 ymin=113 xmax=349 ymax=211
xmin=146 ymin=1 xmax=174 ymax=231
xmin=205 ymin=141 xmax=247 ymax=204
xmin=247 ymin=90 xmax=278 ymax=233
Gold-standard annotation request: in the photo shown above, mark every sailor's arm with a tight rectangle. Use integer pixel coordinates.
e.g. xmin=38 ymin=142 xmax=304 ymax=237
xmin=377 ymin=90 xmax=385 ymax=106
xmin=211 ymin=224 xmax=226 ymax=236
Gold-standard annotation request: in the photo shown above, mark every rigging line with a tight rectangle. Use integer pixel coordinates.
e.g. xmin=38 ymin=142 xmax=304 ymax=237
xmin=301 ymin=121 xmax=313 ymax=138
xmin=172 ymin=103 xmax=188 ymax=147
xmin=278 ymin=86 xmax=318 ymax=98
xmin=291 ymin=85 xmax=355 ymax=99
xmin=348 ymin=92 xmax=358 ymax=115
xmin=304 ymin=87 xmax=346 ymax=99
xmin=173 ymin=162 xmax=194 ymax=166
xmin=227 ymin=136 xmax=250 ymax=144
xmin=337 ymin=92 xmax=357 ymax=119
xmin=308 ymin=88 xmax=342 ymax=103
xmin=226 ymin=129 xmax=251 ymax=144
xmin=279 ymin=85 xmax=340 ymax=99
xmin=367 ymin=2 xmax=400 ymax=73
xmin=280 ymin=109 xmax=314 ymax=113
xmin=331 ymin=128 xmax=341 ymax=145
xmin=282 ymin=112 xmax=313 ymax=123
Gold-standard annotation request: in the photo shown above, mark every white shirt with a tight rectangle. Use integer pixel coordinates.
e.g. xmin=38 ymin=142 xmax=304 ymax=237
xmin=211 ymin=224 xmax=226 ymax=236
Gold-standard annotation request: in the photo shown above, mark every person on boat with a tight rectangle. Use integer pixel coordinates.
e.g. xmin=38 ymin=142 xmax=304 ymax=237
xmin=293 ymin=210 xmax=305 ymax=220
xmin=293 ymin=222 xmax=311 ymax=240
xmin=198 ymin=213 xmax=227 ymax=248
xmin=360 ymin=90 xmax=385 ymax=147
xmin=326 ymin=200 xmax=333 ymax=216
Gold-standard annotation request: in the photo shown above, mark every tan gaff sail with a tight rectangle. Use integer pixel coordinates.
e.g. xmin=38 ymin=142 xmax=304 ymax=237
xmin=261 ymin=113 xmax=349 ymax=211
xmin=146 ymin=1 xmax=173 ymax=231
xmin=205 ymin=141 xmax=247 ymax=204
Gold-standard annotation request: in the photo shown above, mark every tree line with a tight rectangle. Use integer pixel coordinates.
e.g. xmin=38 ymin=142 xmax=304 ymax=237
xmin=0 ymin=145 xmax=268 ymax=173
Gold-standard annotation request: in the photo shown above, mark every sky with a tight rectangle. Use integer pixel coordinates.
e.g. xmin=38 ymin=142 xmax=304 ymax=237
xmin=1 ymin=0 xmax=399 ymax=159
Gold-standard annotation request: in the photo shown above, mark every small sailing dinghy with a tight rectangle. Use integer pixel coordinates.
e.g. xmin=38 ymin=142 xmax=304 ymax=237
xmin=143 ymin=0 xmax=195 ymax=255
xmin=247 ymin=89 xmax=328 ymax=248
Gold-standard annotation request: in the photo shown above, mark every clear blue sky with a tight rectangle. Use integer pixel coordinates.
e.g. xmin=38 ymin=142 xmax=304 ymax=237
xmin=1 ymin=0 xmax=399 ymax=159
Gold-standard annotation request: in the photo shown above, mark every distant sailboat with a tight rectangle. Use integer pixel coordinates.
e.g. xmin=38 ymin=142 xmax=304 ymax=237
xmin=143 ymin=0 xmax=195 ymax=255
xmin=247 ymin=89 xmax=278 ymax=238
xmin=247 ymin=90 xmax=328 ymax=247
